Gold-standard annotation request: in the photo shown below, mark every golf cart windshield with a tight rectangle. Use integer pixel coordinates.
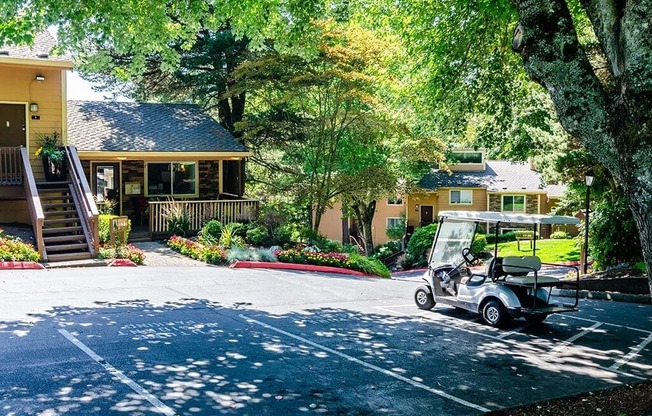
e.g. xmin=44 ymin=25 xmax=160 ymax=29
xmin=429 ymin=220 xmax=476 ymax=268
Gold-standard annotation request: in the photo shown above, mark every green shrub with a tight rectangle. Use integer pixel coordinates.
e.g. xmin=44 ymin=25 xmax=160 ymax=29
xmin=200 ymin=220 xmax=223 ymax=245
xmin=219 ymin=223 xmax=246 ymax=248
xmin=406 ymin=223 xmax=438 ymax=261
xmin=167 ymin=235 xmax=227 ymax=264
xmin=246 ymin=226 xmax=271 ymax=246
xmin=550 ymin=231 xmax=568 ymax=239
xmin=0 ymin=236 xmax=40 ymax=262
xmin=320 ymin=239 xmax=343 ymax=253
xmin=226 ymin=246 xmax=277 ymax=263
xmin=271 ymin=225 xmax=293 ymax=246
xmin=485 ymin=231 xmax=517 ymax=245
xmin=347 ymin=252 xmax=391 ymax=278
xmin=471 ymin=234 xmax=487 ymax=254
xmin=371 ymin=241 xmax=403 ymax=262
xmin=98 ymin=214 xmax=131 ymax=244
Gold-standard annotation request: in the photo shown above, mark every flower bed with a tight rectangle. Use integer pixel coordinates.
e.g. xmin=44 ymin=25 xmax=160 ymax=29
xmin=97 ymin=244 xmax=146 ymax=265
xmin=0 ymin=236 xmax=40 ymax=262
xmin=276 ymin=249 xmax=390 ymax=278
xmin=167 ymin=235 xmax=227 ymax=264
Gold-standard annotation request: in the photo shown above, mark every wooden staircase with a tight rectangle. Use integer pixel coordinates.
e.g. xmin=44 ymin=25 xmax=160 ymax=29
xmin=37 ymin=181 xmax=93 ymax=262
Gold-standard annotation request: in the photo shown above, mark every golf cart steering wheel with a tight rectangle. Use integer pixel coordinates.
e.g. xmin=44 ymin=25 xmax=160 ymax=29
xmin=461 ymin=248 xmax=479 ymax=266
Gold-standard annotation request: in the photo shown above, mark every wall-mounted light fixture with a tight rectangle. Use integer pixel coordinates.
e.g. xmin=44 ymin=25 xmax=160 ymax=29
xmin=35 ymin=75 xmax=45 ymax=82
xmin=29 ymin=103 xmax=39 ymax=112
xmin=415 ymin=204 xmax=420 ymax=212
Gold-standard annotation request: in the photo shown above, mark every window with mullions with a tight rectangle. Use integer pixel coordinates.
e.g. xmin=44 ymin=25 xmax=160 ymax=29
xmin=450 ymin=189 xmax=473 ymax=205
xmin=502 ymin=195 xmax=526 ymax=212
xmin=146 ymin=162 xmax=197 ymax=197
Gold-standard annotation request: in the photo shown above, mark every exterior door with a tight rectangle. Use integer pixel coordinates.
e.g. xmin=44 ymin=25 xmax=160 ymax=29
xmin=420 ymin=205 xmax=434 ymax=227
xmin=92 ymin=163 xmax=121 ymax=215
xmin=0 ymin=104 xmax=27 ymax=147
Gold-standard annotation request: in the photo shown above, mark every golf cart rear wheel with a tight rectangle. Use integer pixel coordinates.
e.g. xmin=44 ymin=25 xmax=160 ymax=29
xmin=525 ymin=314 xmax=548 ymax=324
xmin=415 ymin=286 xmax=435 ymax=310
xmin=482 ymin=300 xmax=510 ymax=327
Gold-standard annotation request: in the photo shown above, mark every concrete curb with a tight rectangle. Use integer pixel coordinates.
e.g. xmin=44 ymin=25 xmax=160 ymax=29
xmin=0 ymin=261 xmax=45 ymax=270
xmin=231 ymin=261 xmax=376 ymax=277
xmin=554 ymin=288 xmax=651 ymax=304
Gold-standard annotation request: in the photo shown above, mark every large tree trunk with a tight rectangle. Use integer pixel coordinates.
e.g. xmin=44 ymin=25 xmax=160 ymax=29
xmin=351 ymin=199 xmax=376 ymax=256
xmin=514 ymin=0 xmax=652 ymax=293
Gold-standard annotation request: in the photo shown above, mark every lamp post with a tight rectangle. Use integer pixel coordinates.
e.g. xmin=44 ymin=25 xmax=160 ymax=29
xmin=584 ymin=173 xmax=594 ymax=274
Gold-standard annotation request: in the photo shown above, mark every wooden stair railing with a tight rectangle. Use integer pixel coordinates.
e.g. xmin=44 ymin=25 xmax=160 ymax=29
xmin=19 ymin=147 xmax=46 ymax=260
xmin=1 ymin=147 xmax=23 ymax=185
xmin=64 ymin=146 xmax=99 ymax=256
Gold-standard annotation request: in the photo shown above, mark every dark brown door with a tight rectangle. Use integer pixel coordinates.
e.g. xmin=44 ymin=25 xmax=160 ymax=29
xmin=0 ymin=104 xmax=27 ymax=147
xmin=420 ymin=205 xmax=434 ymax=226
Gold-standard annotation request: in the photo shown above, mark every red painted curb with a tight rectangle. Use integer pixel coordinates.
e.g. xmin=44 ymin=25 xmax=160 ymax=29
xmin=231 ymin=261 xmax=373 ymax=277
xmin=108 ymin=259 xmax=137 ymax=267
xmin=0 ymin=261 xmax=45 ymax=270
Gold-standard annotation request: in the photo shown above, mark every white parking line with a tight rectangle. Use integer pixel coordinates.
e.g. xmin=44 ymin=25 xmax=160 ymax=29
xmin=561 ymin=314 xmax=652 ymax=334
xmin=375 ymin=305 xmax=646 ymax=381
xmin=58 ymin=329 xmax=176 ymax=416
xmin=497 ymin=325 xmax=528 ymax=339
xmin=550 ymin=322 xmax=603 ymax=354
xmin=610 ymin=333 xmax=652 ymax=371
xmin=238 ymin=314 xmax=491 ymax=413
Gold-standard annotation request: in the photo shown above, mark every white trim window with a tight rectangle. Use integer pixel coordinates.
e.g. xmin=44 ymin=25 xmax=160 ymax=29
xmin=451 ymin=151 xmax=484 ymax=164
xmin=386 ymin=197 xmax=403 ymax=206
xmin=450 ymin=189 xmax=473 ymax=205
xmin=146 ymin=161 xmax=198 ymax=197
xmin=502 ymin=195 xmax=526 ymax=212
xmin=386 ymin=217 xmax=403 ymax=229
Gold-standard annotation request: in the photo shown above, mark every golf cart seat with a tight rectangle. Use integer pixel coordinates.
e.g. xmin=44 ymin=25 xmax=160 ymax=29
xmin=461 ymin=257 xmax=504 ymax=286
xmin=502 ymin=256 xmax=561 ymax=285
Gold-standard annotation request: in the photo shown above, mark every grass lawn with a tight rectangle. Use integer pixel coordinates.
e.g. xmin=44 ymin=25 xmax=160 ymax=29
xmin=489 ymin=239 xmax=580 ymax=263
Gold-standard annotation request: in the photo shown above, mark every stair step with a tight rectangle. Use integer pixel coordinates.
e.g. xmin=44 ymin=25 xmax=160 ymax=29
xmin=45 ymin=243 xmax=89 ymax=252
xmin=39 ymin=195 xmax=72 ymax=201
xmin=44 ymin=210 xmax=78 ymax=217
xmin=38 ymin=187 xmax=70 ymax=193
xmin=43 ymin=202 xmax=75 ymax=209
xmin=46 ymin=252 xmax=93 ymax=262
xmin=36 ymin=181 xmax=69 ymax=187
xmin=43 ymin=234 xmax=87 ymax=244
xmin=42 ymin=226 xmax=83 ymax=235
xmin=44 ymin=217 xmax=79 ymax=225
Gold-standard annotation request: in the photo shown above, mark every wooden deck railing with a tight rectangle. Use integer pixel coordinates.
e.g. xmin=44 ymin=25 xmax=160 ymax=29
xmin=149 ymin=198 xmax=259 ymax=234
xmin=0 ymin=147 xmax=23 ymax=185
xmin=65 ymin=146 xmax=99 ymax=255
xmin=19 ymin=147 xmax=46 ymax=259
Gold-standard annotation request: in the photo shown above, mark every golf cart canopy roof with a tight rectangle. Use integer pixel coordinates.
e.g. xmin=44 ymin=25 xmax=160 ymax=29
xmin=438 ymin=210 xmax=580 ymax=225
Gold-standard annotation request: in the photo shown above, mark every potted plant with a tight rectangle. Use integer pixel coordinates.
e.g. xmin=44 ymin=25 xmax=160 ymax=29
xmin=35 ymin=132 xmax=67 ymax=181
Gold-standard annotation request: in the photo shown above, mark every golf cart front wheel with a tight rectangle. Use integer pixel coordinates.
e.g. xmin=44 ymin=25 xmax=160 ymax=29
xmin=415 ymin=286 xmax=436 ymax=310
xmin=482 ymin=300 xmax=510 ymax=327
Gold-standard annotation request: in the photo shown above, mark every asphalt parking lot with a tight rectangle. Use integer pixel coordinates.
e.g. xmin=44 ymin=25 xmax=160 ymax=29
xmin=1 ymin=267 xmax=651 ymax=415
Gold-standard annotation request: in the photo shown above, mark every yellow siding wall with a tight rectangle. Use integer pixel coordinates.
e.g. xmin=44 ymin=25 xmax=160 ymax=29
xmin=371 ymin=198 xmax=406 ymax=245
xmin=0 ymin=200 xmax=30 ymax=223
xmin=319 ymin=201 xmax=344 ymax=243
xmin=437 ymin=188 xmax=487 ymax=212
xmin=406 ymin=192 xmax=437 ymax=228
xmin=0 ymin=64 xmax=66 ymax=179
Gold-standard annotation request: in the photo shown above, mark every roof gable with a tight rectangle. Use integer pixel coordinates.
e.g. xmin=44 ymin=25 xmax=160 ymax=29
xmin=0 ymin=31 xmax=71 ymax=64
xmin=419 ymin=160 xmax=546 ymax=192
xmin=67 ymin=100 xmax=249 ymax=154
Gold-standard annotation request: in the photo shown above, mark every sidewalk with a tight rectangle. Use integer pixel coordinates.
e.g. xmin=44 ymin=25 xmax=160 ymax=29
xmin=131 ymin=241 xmax=207 ymax=267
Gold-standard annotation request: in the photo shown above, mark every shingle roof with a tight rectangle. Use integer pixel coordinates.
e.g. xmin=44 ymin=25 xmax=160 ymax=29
xmin=67 ymin=100 xmax=249 ymax=153
xmin=544 ymin=183 xmax=567 ymax=198
xmin=0 ymin=31 xmax=70 ymax=62
xmin=419 ymin=160 xmax=546 ymax=192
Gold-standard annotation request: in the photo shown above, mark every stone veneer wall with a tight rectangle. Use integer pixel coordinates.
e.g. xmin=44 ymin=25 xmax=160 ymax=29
xmin=199 ymin=161 xmax=220 ymax=199
xmin=487 ymin=193 xmax=541 ymax=233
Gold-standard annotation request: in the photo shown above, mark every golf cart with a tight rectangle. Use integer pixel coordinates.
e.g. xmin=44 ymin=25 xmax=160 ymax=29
xmin=414 ymin=210 xmax=581 ymax=327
